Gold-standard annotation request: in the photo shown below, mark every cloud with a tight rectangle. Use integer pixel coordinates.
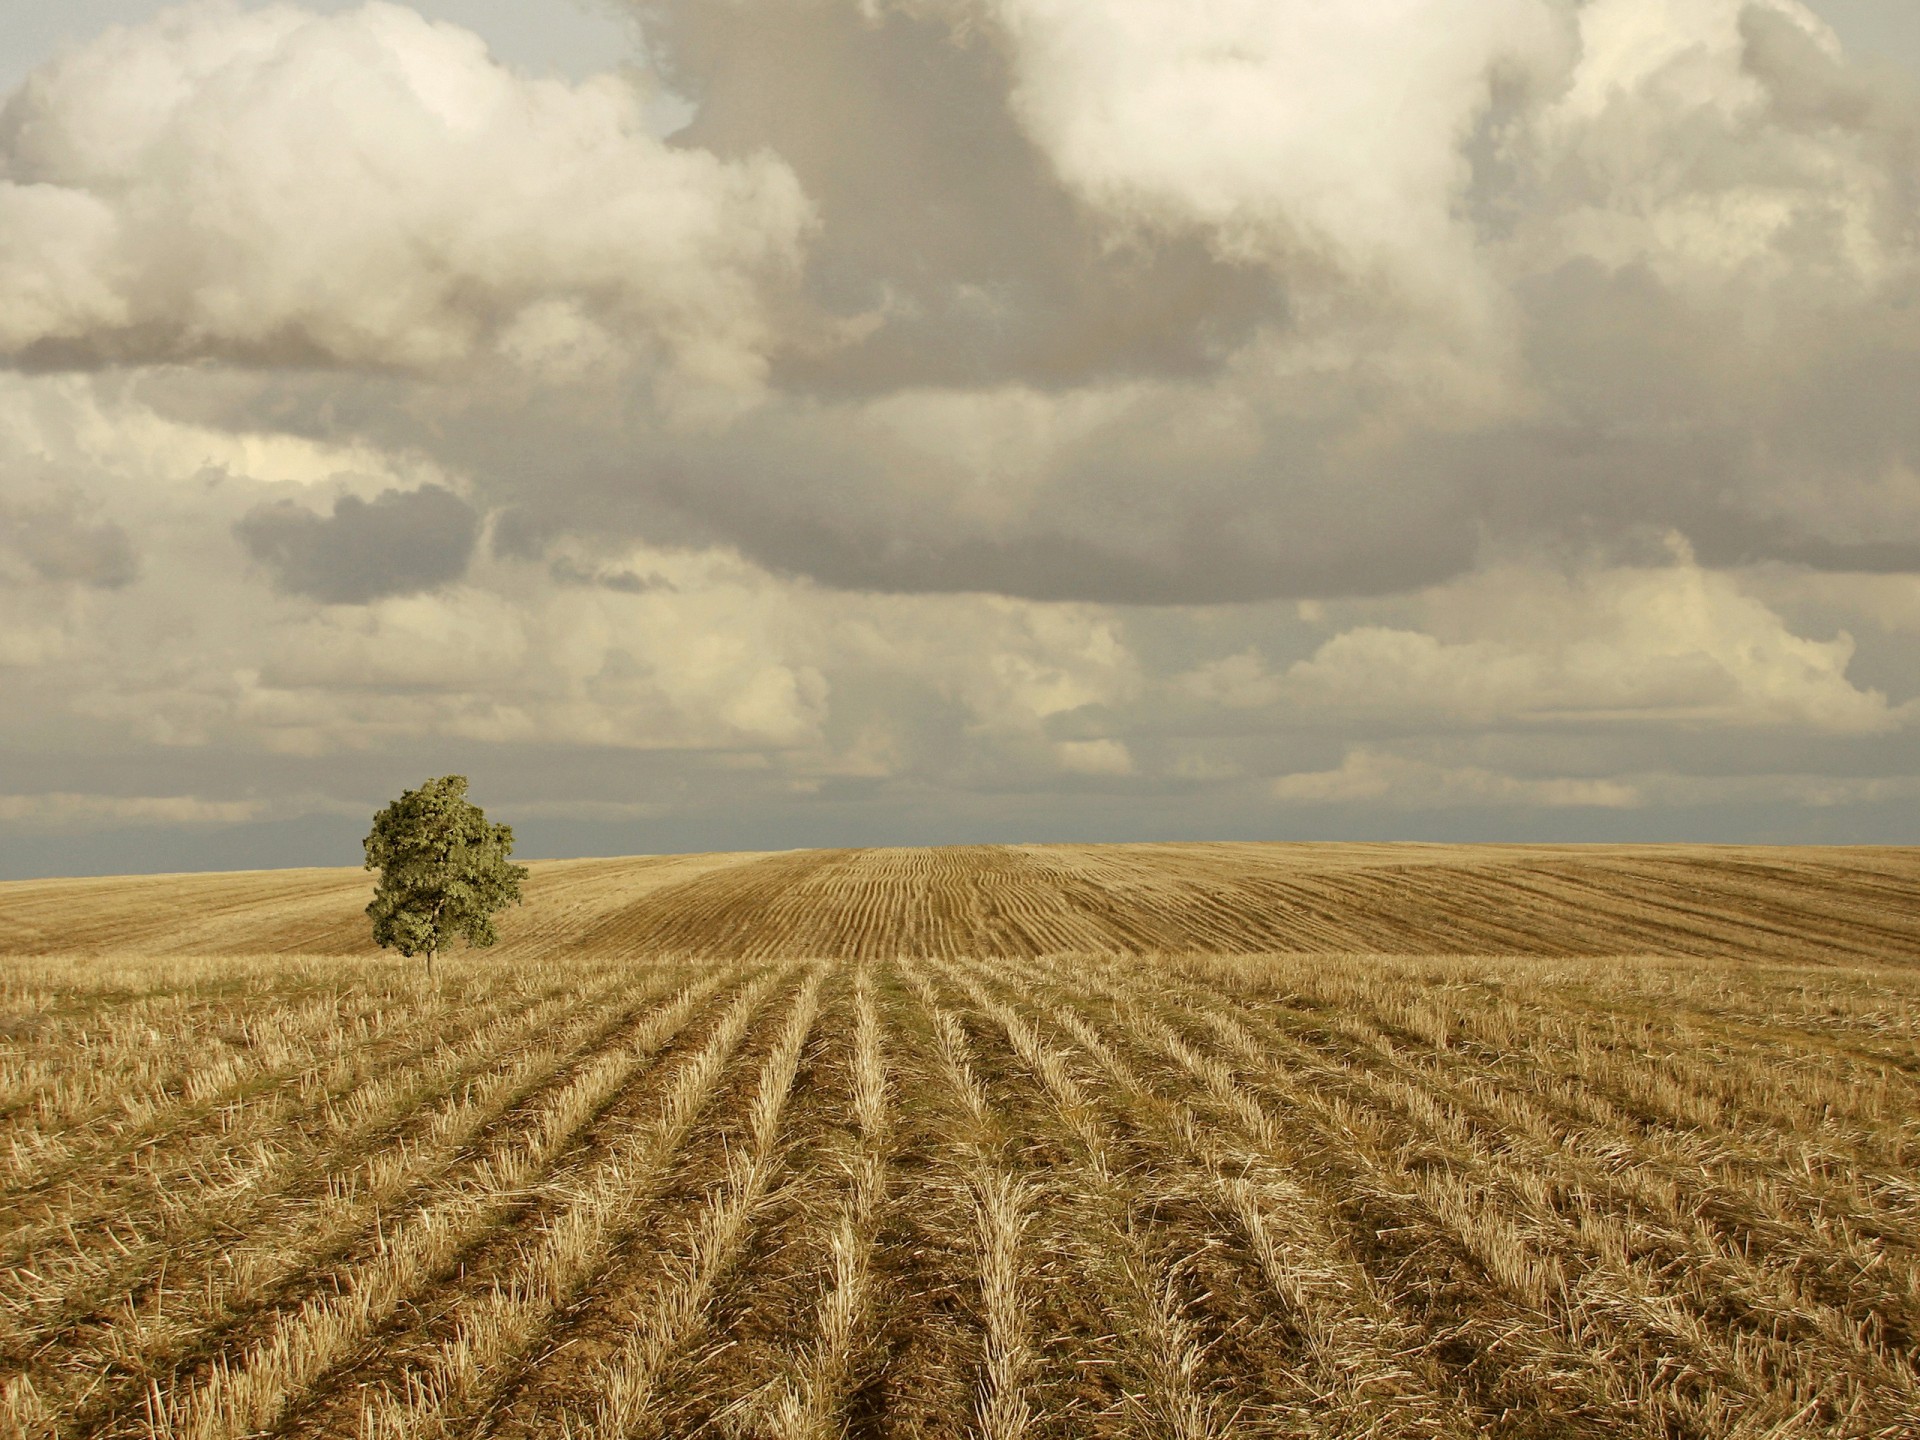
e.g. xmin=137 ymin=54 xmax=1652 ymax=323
xmin=11 ymin=0 xmax=1917 ymax=610
xmin=1196 ymin=551 xmax=1899 ymax=734
xmin=446 ymin=0 xmax=1916 ymax=606
xmin=235 ymin=484 xmax=480 ymax=603
xmin=3 ymin=1 xmax=1920 ymax=866
xmin=546 ymin=552 xmax=673 ymax=594
xmin=1526 ymin=0 xmax=1906 ymax=313
xmin=0 ymin=792 xmax=269 ymax=828
xmin=0 ymin=603 xmax=77 ymax=668
xmin=1 ymin=496 xmax=136 ymax=587
xmin=1270 ymin=749 xmax=1643 ymax=808
xmin=985 ymin=0 xmax=1567 ymax=307
xmin=0 ymin=1 xmax=809 ymax=387
xmin=1054 ymin=738 xmax=1135 ymax=776
xmin=655 ymin=0 xmax=1286 ymax=396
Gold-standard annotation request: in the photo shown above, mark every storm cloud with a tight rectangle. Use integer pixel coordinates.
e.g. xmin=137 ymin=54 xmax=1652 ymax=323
xmin=236 ymin=485 xmax=480 ymax=604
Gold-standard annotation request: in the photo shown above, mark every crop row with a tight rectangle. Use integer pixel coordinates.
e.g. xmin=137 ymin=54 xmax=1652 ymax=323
xmin=1 ymin=948 xmax=1914 ymax=1439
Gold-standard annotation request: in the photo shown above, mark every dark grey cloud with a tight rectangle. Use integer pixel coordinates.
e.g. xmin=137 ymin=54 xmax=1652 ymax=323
xmin=657 ymin=0 xmax=1286 ymax=394
xmin=630 ymin=399 xmax=1478 ymax=603
xmin=235 ymin=485 xmax=480 ymax=604
xmin=548 ymin=554 xmax=673 ymax=593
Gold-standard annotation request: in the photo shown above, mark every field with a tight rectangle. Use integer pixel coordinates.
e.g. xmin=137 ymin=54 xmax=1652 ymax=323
xmin=2 ymin=842 xmax=1918 ymax=1440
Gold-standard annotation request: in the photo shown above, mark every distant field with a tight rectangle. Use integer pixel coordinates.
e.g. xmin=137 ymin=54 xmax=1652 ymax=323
xmin=2 ymin=843 xmax=1917 ymax=1439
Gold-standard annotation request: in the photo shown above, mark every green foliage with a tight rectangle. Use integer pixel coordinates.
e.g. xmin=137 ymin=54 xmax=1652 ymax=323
xmin=363 ymin=775 xmax=527 ymax=972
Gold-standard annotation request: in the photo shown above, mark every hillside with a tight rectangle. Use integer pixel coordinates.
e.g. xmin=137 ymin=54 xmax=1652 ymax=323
xmin=4 ymin=841 xmax=1919 ymax=962
xmin=2 ymin=844 xmax=1917 ymax=1439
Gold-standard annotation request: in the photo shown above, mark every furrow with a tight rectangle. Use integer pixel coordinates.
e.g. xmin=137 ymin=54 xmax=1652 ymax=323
xmin=927 ymin=958 xmax=1239 ymax=1440
xmin=1181 ymin=953 xmax=1920 ymax=1354
xmin=12 ymin=964 xmax=702 ymax=1434
xmin=562 ymin=967 xmax=829 ymax=1440
xmin=334 ymin=966 xmax=791 ymax=1440
xmin=0 ymin=978 xmax=434 ymax=1200
xmin=0 ymin=965 xmax=630 ymax=1356
xmin=740 ymin=962 xmax=892 ymax=1438
xmin=135 ymin=968 xmax=756 ymax=1440
xmin=893 ymin=958 xmax=1036 ymax=1440
xmin=957 ymin=954 xmax=1471 ymax=1440
xmin=1035 ymin=951 xmax=1909 ymax=1438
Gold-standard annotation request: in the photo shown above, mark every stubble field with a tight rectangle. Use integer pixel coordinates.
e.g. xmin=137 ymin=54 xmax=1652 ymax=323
xmin=1 ymin=842 xmax=1917 ymax=1440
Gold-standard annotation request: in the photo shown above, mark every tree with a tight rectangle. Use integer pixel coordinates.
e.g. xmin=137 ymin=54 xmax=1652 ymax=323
xmin=364 ymin=775 xmax=527 ymax=979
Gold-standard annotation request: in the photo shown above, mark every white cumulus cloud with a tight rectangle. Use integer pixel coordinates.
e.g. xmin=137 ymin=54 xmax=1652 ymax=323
xmin=1191 ymin=551 xmax=1898 ymax=734
xmin=987 ymin=0 xmax=1566 ymax=308
xmin=0 ymin=1 xmax=810 ymax=386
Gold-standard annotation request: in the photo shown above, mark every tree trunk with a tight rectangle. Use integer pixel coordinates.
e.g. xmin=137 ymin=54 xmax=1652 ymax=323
xmin=427 ymin=899 xmax=445 ymax=985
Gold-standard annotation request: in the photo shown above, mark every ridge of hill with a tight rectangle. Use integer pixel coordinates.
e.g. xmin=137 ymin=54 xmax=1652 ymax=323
xmin=4 ymin=841 xmax=1917 ymax=963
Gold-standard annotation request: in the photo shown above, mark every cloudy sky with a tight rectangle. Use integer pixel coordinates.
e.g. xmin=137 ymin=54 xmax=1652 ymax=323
xmin=3 ymin=0 xmax=1920 ymax=877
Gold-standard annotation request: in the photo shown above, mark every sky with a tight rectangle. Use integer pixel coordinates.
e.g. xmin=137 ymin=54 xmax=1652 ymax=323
xmin=3 ymin=0 xmax=1920 ymax=878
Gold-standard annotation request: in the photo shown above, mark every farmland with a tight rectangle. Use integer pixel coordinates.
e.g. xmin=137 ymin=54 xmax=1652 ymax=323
xmin=1 ymin=842 xmax=1918 ymax=1439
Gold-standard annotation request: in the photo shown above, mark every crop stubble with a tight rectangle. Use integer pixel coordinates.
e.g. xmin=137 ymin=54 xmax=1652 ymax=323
xmin=1 ymin=842 xmax=1916 ymax=1439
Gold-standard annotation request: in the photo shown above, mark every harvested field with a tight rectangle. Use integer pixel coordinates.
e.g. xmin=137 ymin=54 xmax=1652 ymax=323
xmin=2 ymin=842 xmax=1917 ymax=1439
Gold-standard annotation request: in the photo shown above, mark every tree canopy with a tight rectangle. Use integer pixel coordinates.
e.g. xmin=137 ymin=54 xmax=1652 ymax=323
xmin=363 ymin=775 xmax=527 ymax=977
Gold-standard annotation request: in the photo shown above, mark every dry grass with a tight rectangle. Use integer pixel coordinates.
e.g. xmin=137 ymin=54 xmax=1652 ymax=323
xmin=1 ymin=842 xmax=1917 ymax=1439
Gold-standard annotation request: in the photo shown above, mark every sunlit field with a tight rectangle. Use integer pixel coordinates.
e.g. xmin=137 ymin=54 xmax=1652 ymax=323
xmin=3 ymin=844 xmax=1917 ymax=1439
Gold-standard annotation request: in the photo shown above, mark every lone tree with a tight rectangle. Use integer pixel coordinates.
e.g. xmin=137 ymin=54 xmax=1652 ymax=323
xmin=364 ymin=775 xmax=527 ymax=979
